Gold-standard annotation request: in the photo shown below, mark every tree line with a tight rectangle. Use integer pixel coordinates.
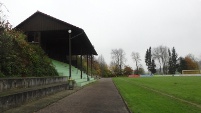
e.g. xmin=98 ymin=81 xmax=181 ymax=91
xmin=145 ymin=45 xmax=200 ymax=75
xmin=145 ymin=46 xmax=178 ymax=75
xmin=94 ymin=46 xmax=200 ymax=77
xmin=93 ymin=48 xmax=144 ymax=77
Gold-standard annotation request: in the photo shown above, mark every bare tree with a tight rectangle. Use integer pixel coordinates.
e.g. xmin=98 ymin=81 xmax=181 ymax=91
xmin=152 ymin=45 xmax=169 ymax=74
xmin=109 ymin=61 xmax=119 ymax=76
xmin=97 ymin=54 xmax=107 ymax=77
xmin=131 ymin=52 xmax=141 ymax=74
xmin=198 ymin=60 xmax=201 ymax=70
xmin=0 ymin=2 xmax=9 ymax=29
xmin=199 ymin=55 xmax=201 ymax=70
xmin=152 ymin=47 xmax=162 ymax=73
xmin=111 ymin=48 xmax=126 ymax=75
xmin=98 ymin=54 xmax=106 ymax=65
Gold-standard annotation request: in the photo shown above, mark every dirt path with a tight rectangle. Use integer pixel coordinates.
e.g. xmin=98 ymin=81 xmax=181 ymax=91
xmin=36 ymin=78 xmax=130 ymax=113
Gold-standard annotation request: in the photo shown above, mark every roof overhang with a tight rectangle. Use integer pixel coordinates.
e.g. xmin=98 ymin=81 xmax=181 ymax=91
xmin=15 ymin=11 xmax=97 ymax=55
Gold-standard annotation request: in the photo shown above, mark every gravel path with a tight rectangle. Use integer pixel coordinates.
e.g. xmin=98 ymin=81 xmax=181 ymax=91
xmin=36 ymin=78 xmax=129 ymax=113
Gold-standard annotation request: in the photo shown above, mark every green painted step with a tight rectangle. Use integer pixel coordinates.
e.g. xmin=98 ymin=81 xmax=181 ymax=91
xmin=52 ymin=59 xmax=96 ymax=87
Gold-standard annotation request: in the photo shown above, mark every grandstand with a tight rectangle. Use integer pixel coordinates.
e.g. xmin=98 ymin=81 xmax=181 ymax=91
xmin=15 ymin=11 xmax=98 ymax=86
xmin=0 ymin=11 xmax=98 ymax=112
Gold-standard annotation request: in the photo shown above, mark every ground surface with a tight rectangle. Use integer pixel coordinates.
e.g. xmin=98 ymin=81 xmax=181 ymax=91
xmin=36 ymin=78 xmax=129 ymax=113
xmin=5 ymin=78 xmax=129 ymax=113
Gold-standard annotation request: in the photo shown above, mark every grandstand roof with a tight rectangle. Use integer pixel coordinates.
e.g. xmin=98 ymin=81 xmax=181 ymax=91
xmin=15 ymin=11 xmax=97 ymax=56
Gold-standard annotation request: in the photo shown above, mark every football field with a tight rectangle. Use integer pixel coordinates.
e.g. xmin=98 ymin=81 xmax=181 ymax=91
xmin=113 ymin=76 xmax=201 ymax=113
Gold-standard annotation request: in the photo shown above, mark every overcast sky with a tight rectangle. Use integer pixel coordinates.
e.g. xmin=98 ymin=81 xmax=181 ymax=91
xmin=1 ymin=0 xmax=201 ymax=70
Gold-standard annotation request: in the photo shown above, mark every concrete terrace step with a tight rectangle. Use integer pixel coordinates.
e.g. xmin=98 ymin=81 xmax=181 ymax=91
xmin=0 ymin=82 xmax=67 ymax=97
xmin=0 ymin=82 xmax=68 ymax=112
xmin=52 ymin=59 xmax=97 ymax=87
xmin=76 ymin=79 xmax=96 ymax=87
xmin=52 ymin=60 xmax=82 ymax=76
xmin=74 ymin=77 xmax=96 ymax=87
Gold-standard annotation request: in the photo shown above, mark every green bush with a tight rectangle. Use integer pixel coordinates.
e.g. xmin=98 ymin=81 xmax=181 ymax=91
xmin=0 ymin=30 xmax=58 ymax=77
xmin=0 ymin=72 xmax=5 ymax=77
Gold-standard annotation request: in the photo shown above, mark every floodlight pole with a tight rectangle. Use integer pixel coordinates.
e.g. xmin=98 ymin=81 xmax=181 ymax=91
xmin=68 ymin=30 xmax=84 ymax=79
xmin=68 ymin=30 xmax=72 ymax=79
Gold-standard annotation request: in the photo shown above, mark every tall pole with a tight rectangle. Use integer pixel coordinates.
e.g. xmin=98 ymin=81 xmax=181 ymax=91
xmin=68 ymin=30 xmax=72 ymax=79
xmin=91 ymin=55 xmax=93 ymax=77
xmin=68 ymin=30 xmax=84 ymax=79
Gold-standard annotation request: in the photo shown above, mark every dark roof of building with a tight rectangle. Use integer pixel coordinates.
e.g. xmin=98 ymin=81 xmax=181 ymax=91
xmin=15 ymin=11 xmax=97 ymax=55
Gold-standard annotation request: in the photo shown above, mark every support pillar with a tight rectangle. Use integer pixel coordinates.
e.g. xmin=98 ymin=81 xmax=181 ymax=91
xmin=91 ymin=55 xmax=93 ymax=77
xmin=81 ymin=54 xmax=83 ymax=79
xmin=87 ymin=54 xmax=89 ymax=81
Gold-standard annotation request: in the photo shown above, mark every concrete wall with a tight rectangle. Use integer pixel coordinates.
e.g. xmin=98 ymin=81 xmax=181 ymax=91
xmin=0 ymin=76 xmax=68 ymax=112
xmin=0 ymin=83 xmax=68 ymax=112
xmin=0 ymin=76 xmax=67 ymax=92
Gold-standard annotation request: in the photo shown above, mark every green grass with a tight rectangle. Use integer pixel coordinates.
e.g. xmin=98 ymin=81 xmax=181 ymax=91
xmin=113 ymin=76 xmax=201 ymax=113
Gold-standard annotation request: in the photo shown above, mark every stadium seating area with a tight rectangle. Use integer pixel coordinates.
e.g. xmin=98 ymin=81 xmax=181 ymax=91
xmin=52 ymin=60 xmax=96 ymax=87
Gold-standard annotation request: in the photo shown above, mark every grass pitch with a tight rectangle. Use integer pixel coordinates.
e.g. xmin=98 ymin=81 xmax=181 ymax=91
xmin=113 ymin=76 xmax=201 ymax=113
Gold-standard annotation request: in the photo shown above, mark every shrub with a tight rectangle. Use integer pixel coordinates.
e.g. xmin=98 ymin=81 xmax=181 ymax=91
xmin=0 ymin=30 xmax=58 ymax=77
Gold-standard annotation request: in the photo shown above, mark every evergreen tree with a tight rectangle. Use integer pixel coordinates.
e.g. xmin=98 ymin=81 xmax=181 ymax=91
xmin=145 ymin=47 xmax=151 ymax=71
xmin=145 ymin=47 xmax=156 ymax=75
xmin=150 ymin=59 xmax=156 ymax=75
xmin=148 ymin=47 xmax=152 ymax=71
xmin=168 ymin=49 xmax=173 ymax=74
xmin=168 ymin=47 xmax=178 ymax=74
xmin=171 ymin=47 xmax=178 ymax=74
xmin=145 ymin=49 xmax=149 ymax=66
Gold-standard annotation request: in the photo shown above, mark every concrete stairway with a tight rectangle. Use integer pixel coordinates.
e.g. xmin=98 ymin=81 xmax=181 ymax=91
xmin=52 ymin=60 xmax=96 ymax=87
